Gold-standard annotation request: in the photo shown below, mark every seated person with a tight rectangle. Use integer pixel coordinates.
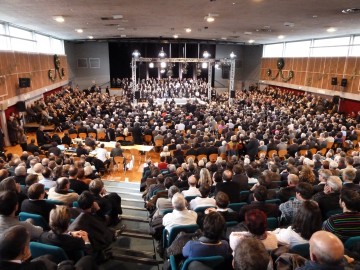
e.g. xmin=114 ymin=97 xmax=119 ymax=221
xmin=273 ymin=200 xmax=322 ymax=248
xmin=239 ymin=186 xmax=280 ymax=222
xmin=162 ymin=193 xmax=197 ymax=230
xmin=89 ymin=179 xmax=123 ymax=226
xmin=20 ymin=183 xmax=54 ymax=222
xmin=230 ymin=209 xmax=278 ymax=252
xmin=152 ymin=185 xmax=179 ymax=218
xmin=0 ymin=177 xmax=28 ymax=216
xmin=0 ymin=225 xmax=98 ymax=269
xmin=204 ymin=192 xmax=238 ymax=223
xmin=182 ymin=212 xmax=232 ymax=269
xmin=39 ymin=205 xmax=92 ymax=261
xmin=323 ymin=189 xmax=360 ymax=242
xmin=181 ymin=175 xmax=201 ymax=197
xmin=189 ymin=184 xmax=216 ymax=210
xmin=277 ymin=173 xmax=299 ymax=203
xmin=47 ymin=177 xmax=79 ymax=206
xmin=68 ymin=191 xmax=125 ymax=252
xmin=157 ymin=156 xmax=168 ymax=170
xmin=0 ymin=191 xmax=43 ymax=240
xmin=297 ymin=231 xmax=345 ymax=270
xmin=21 ymin=174 xmax=39 ymax=196
xmin=233 ymin=237 xmax=272 ymax=270
xmin=214 ymin=170 xmax=241 ymax=203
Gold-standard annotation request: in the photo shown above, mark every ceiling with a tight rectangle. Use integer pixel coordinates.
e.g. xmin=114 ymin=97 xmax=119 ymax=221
xmin=1 ymin=0 xmax=360 ymax=44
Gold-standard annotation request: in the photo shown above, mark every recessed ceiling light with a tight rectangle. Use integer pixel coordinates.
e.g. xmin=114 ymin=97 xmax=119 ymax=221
xmin=248 ymin=39 xmax=255 ymax=43
xmin=173 ymin=34 xmax=179 ymax=38
xmin=206 ymin=16 xmax=215 ymax=22
xmin=312 ymin=15 xmax=318 ymax=18
xmin=244 ymin=31 xmax=252 ymax=35
xmin=117 ymin=27 xmax=125 ymax=31
xmin=185 ymin=28 xmax=191 ymax=33
xmin=75 ymin=29 xmax=83 ymax=33
xmin=278 ymin=35 xmax=285 ymax=39
xmin=88 ymin=36 xmax=94 ymax=39
xmin=53 ymin=16 xmax=65 ymax=23
xmin=221 ymin=37 xmax=227 ymax=40
xmin=327 ymin=27 xmax=337 ymax=32
xmin=342 ymin=8 xmax=360 ymax=14
xmin=112 ymin=15 xmax=123 ymax=19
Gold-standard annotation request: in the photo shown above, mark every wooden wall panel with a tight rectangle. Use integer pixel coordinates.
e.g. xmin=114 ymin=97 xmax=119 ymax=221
xmin=261 ymin=55 xmax=360 ymax=96
xmin=0 ymin=51 xmax=68 ymax=101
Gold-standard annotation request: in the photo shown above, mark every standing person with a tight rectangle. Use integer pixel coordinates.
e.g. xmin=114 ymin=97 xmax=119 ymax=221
xmin=0 ymin=126 xmax=4 ymax=152
xmin=132 ymin=122 xmax=143 ymax=145
xmin=18 ymin=128 xmax=27 ymax=151
xmin=7 ymin=116 xmax=19 ymax=146
xmin=36 ymin=125 xmax=46 ymax=147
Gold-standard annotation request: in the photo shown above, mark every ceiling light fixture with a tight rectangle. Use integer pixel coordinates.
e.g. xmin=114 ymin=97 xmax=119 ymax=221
xmin=185 ymin=28 xmax=191 ymax=33
xmin=53 ymin=16 xmax=65 ymax=23
xmin=173 ymin=34 xmax=179 ymax=38
xmin=75 ymin=29 xmax=83 ymax=33
xmin=149 ymin=63 xmax=154 ymax=68
xmin=230 ymin=52 xmax=236 ymax=59
xmin=88 ymin=36 xmax=94 ymax=39
xmin=327 ymin=27 xmax=337 ymax=32
xmin=204 ymin=13 xmax=218 ymax=23
xmin=203 ymin=51 xmax=211 ymax=58
xmin=160 ymin=62 xmax=167 ymax=68
xmin=248 ymin=39 xmax=255 ymax=43
xmin=158 ymin=47 xmax=166 ymax=58
xmin=278 ymin=35 xmax=285 ymax=39
xmin=132 ymin=49 xmax=141 ymax=58
xmin=202 ymin=63 xmax=208 ymax=69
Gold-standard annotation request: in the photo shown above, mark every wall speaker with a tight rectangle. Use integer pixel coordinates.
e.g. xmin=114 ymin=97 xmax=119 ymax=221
xmin=341 ymin=78 xmax=347 ymax=87
xmin=16 ymin=101 xmax=26 ymax=112
xmin=19 ymin=78 xmax=30 ymax=88
xmin=331 ymin=77 xmax=337 ymax=86
xmin=333 ymin=95 xmax=340 ymax=105
xmin=134 ymin=91 xmax=140 ymax=100
xmin=230 ymin=91 xmax=235 ymax=98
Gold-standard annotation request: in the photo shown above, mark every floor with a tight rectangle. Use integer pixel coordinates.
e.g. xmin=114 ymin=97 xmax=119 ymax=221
xmin=4 ymin=131 xmax=161 ymax=183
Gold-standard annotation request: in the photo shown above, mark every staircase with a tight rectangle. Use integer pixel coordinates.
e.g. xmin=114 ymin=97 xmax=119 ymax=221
xmin=99 ymin=181 xmax=163 ymax=270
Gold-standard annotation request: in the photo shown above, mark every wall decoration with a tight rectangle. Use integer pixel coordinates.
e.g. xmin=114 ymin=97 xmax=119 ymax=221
xmin=266 ymin=58 xmax=294 ymax=82
xmin=48 ymin=54 xmax=65 ymax=82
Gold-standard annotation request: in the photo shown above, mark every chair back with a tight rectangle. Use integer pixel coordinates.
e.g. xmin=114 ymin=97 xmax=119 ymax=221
xmin=114 ymin=156 xmax=126 ymax=172
xmin=125 ymin=135 xmax=133 ymax=142
xmin=162 ymin=208 xmax=173 ymax=216
xmin=344 ymin=236 xmax=360 ymax=250
xmin=197 ymin=154 xmax=207 ymax=161
xmin=88 ymin=132 xmax=97 ymax=139
xmin=144 ymin=135 xmax=152 ymax=144
xmin=69 ymin=133 xmax=78 ymax=139
xmin=278 ymin=149 xmax=288 ymax=159
xmin=228 ymin=202 xmax=247 ymax=212
xmin=267 ymin=150 xmax=278 ymax=158
xmin=154 ymin=139 xmax=164 ymax=147
xmin=325 ymin=208 xmax=342 ymax=219
xmin=209 ymin=154 xmax=218 ymax=162
xmin=265 ymin=198 xmax=281 ymax=205
xmin=194 ymin=205 xmax=212 ymax=214
xmin=97 ymin=131 xmax=106 ymax=140
xmin=267 ymin=217 xmax=279 ymax=230
xmin=163 ymin=224 xmax=199 ymax=248
xmin=184 ymin=195 xmax=198 ymax=202
xmin=19 ymin=212 xmax=48 ymax=230
xmin=30 ymin=242 xmax=69 ymax=262
xmin=186 ymin=155 xmax=196 ymax=163
xmin=182 ymin=256 xmax=224 ymax=270
xmin=290 ymin=243 xmax=310 ymax=259
xmin=298 ymin=149 xmax=307 ymax=156
xmin=45 ymin=199 xmax=64 ymax=205
xmin=78 ymin=133 xmax=87 ymax=140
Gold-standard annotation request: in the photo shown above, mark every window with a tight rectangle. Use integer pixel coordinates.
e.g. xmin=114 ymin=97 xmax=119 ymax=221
xmin=263 ymin=43 xmax=284 ymax=58
xmin=350 ymin=36 xmax=360 ymax=56
xmin=311 ymin=37 xmax=350 ymax=57
xmin=9 ymin=26 xmax=33 ymax=40
xmin=284 ymin=41 xmax=311 ymax=57
xmin=313 ymin=36 xmax=350 ymax=47
xmin=10 ymin=38 xmax=36 ymax=52
xmin=51 ymin=38 xmax=64 ymax=54
xmin=36 ymin=34 xmax=51 ymax=54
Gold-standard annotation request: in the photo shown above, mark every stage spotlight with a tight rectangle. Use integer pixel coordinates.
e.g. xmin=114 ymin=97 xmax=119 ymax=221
xmin=230 ymin=52 xmax=236 ymax=59
xmin=149 ymin=62 xmax=154 ymax=68
xmin=158 ymin=47 xmax=166 ymax=58
xmin=160 ymin=69 xmax=166 ymax=74
xmin=160 ymin=62 xmax=167 ymax=68
xmin=132 ymin=50 xmax=141 ymax=58
xmin=202 ymin=62 xmax=208 ymax=69
xmin=203 ymin=51 xmax=211 ymax=58
xmin=215 ymin=63 xmax=220 ymax=69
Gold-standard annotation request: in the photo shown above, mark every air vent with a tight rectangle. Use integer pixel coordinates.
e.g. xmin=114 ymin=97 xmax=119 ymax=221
xmin=101 ymin=16 xmax=123 ymax=20
xmin=104 ymin=24 xmax=118 ymax=26
xmin=342 ymin=8 xmax=360 ymax=14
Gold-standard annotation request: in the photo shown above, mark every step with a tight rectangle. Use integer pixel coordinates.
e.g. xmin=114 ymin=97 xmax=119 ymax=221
xmin=111 ymin=247 xmax=155 ymax=258
xmin=122 ymin=205 xmax=147 ymax=212
xmin=117 ymin=191 xmax=143 ymax=200
xmin=122 ymin=214 xmax=149 ymax=223
xmin=122 ymin=198 xmax=145 ymax=208
xmin=122 ymin=207 xmax=149 ymax=218
xmin=104 ymin=180 xmax=140 ymax=190
xmin=111 ymin=254 xmax=162 ymax=266
xmin=121 ymin=230 xmax=152 ymax=240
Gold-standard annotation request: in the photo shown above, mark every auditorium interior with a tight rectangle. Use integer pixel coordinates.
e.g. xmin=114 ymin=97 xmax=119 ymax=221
xmin=1 ymin=0 xmax=360 ymax=269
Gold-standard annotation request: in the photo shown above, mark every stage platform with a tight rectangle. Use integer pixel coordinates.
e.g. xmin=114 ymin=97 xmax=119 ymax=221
xmin=24 ymin=122 xmax=55 ymax=131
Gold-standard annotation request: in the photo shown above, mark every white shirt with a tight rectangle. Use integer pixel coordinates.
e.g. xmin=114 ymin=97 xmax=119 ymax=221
xmin=189 ymin=197 xmax=216 ymax=210
xmin=39 ymin=178 xmax=56 ymax=189
xmin=182 ymin=186 xmax=201 ymax=197
xmin=94 ymin=147 xmax=109 ymax=162
xmin=162 ymin=209 xmax=197 ymax=230
xmin=272 ymin=226 xmax=308 ymax=248
xmin=176 ymin=123 xmax=185 ymax=131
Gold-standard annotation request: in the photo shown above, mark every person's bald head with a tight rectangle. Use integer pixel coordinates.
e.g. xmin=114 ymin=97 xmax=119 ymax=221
xmin=309 ymin=231 xmax=344 ymax=265
xmin=188 ymin=175 xmax=197 ymax=186
xmin=33 ymin=163 xmax=44 ymax=174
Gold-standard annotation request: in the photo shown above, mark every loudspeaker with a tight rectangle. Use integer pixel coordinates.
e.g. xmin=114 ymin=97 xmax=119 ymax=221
xmin=19 ymin=78 xmax=30 ymax=88
xmin=333 ymin=95 xmax=340 ymax=105
xmin=16 ymin=101 xmax=26 ymax=112
xmin=341 ymin=78 xmax=347 ymax=87
xmin=134 ymin=91 xmax=140 ymax=100
xmin=230 ymin=91 xmax=235 ymax=98
xmin=331 ymin=77 xmax=337 ymax=86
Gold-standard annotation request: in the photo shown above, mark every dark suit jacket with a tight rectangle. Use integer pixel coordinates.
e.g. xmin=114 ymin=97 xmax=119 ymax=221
xmin=27 ymin=143 xmax=41 ymax=154
xmin=342 ymin=182 xmax=360 ymax=192
xmin=69 ymin=179 xmax=89 ymax=195
xmin=277 ymin=186 xmax=296 ymax=202
xmin=68 ymin=212 xmax=114 ymax=251
xmin=239 ymin=201 xmax=280 ymax=221
xmin=20 ymin=199 xmax=54 ymax=222
xmin=214 ymin=182 xmax=241 ymax=203
xmin=232 ymin=174 xmax=249 ymax=191
xmin=313 ymin=191 xmax=341 ymax=220
xmin=0 ymin=260 xmax=53 ymax=270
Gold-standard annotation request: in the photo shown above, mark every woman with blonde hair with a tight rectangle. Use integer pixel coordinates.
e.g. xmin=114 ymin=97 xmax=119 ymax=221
xmin=199 ymin=168 xmax=212 ymax=187
xmin=299 ymin=165 xmax=316 ymax=184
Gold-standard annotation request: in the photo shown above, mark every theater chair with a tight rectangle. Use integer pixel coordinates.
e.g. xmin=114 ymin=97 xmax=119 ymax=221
xmin=170 ymin=255 xmax=224 ymax=270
